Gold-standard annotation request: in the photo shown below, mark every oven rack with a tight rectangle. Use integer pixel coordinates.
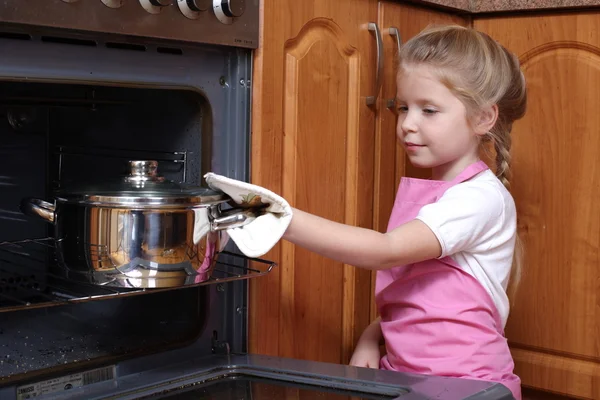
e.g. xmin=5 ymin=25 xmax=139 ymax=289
xmin=0 ymin=237 xmax=275 ymax=313
xmin=54 ymin=144 xmax=189 ymax=184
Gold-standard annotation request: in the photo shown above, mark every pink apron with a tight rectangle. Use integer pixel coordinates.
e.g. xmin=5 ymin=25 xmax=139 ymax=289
xmin=375 ymin=160 xmax=521 ymax=399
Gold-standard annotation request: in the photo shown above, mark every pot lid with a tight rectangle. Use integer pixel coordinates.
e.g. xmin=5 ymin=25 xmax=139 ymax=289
xmin=57 ymin=160 xmax=226 ymax=207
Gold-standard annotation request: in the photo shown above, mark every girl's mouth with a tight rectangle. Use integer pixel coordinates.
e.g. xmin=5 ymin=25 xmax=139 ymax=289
xmin=405 ymin=142 xmax=425 ymax=151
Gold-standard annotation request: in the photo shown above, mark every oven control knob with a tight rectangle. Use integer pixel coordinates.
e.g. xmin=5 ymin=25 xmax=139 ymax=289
xmin=178 ymin=0 xmax=210 ymax=19
xmin=140 ymin=0 xmax=171 ymax=13
xmin=186 ymin=0 xmax=211 ymax=11
xmin=101 ymin=0 xmax=125 ymax=8
xmin=213 ymin=0 xmax=244 ymax=24
xmin=149 ymin=0 xmax=172 ymax=5
xmin=221 ymin=0 xmax=245 ymax=17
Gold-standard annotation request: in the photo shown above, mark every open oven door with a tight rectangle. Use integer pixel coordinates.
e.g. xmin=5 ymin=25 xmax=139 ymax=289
xmin=3 ymin=353 xmax=514 ymax=400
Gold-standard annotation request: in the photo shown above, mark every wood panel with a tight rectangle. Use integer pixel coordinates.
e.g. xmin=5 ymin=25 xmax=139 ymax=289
xmin=475 ymin=12 xmax=600 ymax=399
xmin=249 ymin=0 xmax=378 ymax=364
xmin=370 ymin=1 xmax=469 ymax=321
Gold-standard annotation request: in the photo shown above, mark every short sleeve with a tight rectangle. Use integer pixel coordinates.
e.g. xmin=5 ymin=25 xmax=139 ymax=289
xmin=415 ymin=181 xmax=505 ymax=258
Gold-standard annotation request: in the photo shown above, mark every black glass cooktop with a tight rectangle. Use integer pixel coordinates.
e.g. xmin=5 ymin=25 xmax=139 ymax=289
xmin=149 ymin=374 xmax=403 ymax=400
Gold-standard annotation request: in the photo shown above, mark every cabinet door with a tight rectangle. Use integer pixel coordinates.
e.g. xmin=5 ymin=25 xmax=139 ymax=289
xmin=475 ymin=13 xmax=600 ymax=400
xmin=371 ymin=1 xmax=469 ymax=319
xmin=249 ymin=0 xmax=378 ymax=364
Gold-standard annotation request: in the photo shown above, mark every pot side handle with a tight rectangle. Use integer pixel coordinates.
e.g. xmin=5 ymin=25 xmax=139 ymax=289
xmin=20 ymin=198 xmax=56 ymax=224
xmin=211 ymin=208 xmax=261 ymax=231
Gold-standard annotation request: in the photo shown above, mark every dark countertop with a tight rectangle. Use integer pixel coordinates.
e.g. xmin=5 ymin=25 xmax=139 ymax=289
xmin=408 ymin=0 xmax=600 ymax=13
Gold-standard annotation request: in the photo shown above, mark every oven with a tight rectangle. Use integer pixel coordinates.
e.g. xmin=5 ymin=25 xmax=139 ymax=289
xmin=0 ymin=1 xmax=514 ymax=399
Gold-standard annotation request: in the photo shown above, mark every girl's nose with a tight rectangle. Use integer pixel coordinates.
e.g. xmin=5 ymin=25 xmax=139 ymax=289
xmin=399 ymin=111 xmax=417 ymax=134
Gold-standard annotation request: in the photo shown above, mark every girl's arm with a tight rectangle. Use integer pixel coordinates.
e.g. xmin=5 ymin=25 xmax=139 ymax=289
xmin=358 ymin=316 xmax=383 ymax=345
xmin=283 ymin=208 xmax=441 ymax=270
xmin=349 ymin=317 xmax=383 ymax=369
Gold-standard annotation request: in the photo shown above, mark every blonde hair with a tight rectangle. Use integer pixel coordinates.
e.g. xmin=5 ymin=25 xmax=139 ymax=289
xmin=398 ymin=25 xmax=527 ymax=301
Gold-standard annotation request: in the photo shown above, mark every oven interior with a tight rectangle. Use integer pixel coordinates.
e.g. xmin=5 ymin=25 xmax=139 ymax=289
xmin=0 ymin=29 xmax=259 ymax=387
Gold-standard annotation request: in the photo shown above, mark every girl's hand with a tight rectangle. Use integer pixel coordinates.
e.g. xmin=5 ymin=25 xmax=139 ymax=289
xmin=349 ymin=338 xmax=381 ymax=369
xmin=349 ymin=317 xmax=383 ymax=369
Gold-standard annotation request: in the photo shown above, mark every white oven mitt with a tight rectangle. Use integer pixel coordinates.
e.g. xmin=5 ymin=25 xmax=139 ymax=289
xmin=204 ymin=172 xmax=293 ymax=258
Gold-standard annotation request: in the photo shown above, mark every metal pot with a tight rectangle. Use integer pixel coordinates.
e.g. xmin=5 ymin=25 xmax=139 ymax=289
xmin=20 ymin=160 xmax=257 ymax=289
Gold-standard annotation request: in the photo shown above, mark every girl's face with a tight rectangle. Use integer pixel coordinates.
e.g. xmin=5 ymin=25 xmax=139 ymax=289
xmin=395 ymin=65 xmax=482 ymax=181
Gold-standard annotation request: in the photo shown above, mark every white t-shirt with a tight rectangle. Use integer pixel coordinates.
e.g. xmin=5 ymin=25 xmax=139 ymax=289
xmin=415 ymin=169 xmax=516 ymax=328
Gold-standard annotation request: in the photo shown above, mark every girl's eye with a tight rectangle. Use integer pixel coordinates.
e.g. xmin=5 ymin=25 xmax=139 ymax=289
xmin=397 ymin=106 xmax=408 ymax=113
xmin=423 ymin=108 xmax=438 ymax=114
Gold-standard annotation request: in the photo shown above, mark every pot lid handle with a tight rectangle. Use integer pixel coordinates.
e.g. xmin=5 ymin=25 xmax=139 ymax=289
xmin=125 ymin=160 xmax=165 ymax=183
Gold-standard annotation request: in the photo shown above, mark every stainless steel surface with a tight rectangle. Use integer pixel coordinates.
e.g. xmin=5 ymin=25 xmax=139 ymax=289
xmin=20 ymin=198 xmax=55 ymax=223
xmin=389 ymin=27 xmax=402 ymax=57
xmin=0 ymin=237 xmax=275 ymax=312
xmin=19 ymin=198 xmax=260 ymax=288
xmin=0 ymin=0 xmax=259 ymax=48
xmin=55 ymin=160 xmax=225 ymax=207
xmin=213 ymin=0 xmax=234 ymax=25
xmin=387 ymin=27 xmax=402 ymax=109
xmin=19 ymin=159 xmax=264 ymax=289
xmin=125 ymin=160 xmax=164 ymax=183
xmin=367 ymin=23 xmax=383 ymax=106
xmin=212 ymin=208 xmax=258 ymax=231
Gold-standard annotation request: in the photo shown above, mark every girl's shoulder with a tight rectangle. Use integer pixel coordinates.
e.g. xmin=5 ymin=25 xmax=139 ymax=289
xmin=445 ymin=169 xmax=516 ymax=218
xmin=417 ymin=169 xmax=517 ymax=259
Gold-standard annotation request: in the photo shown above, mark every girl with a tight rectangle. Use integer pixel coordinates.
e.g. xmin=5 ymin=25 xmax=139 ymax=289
xmin=207 ymin=24 xmax=526 ymax=400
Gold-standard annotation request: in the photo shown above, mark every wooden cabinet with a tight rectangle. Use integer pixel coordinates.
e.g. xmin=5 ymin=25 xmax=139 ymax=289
xmin=474 ymin=12 xmax=600 ymax=400
xmin=248 ymin=0 xmax=378 ymax=364
xmin=250 ymin=1 xmax=600 ymax=398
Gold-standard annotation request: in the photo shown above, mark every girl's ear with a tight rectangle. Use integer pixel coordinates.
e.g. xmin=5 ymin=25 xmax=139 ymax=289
xmin=474 ymin=104 xmax=498 ymax=136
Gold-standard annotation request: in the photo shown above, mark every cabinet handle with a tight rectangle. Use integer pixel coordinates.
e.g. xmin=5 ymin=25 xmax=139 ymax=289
xmin=366 ymin=22 xmax=383 ymax=106
xmin=386 ymin=27 xmax=402 ymax=110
